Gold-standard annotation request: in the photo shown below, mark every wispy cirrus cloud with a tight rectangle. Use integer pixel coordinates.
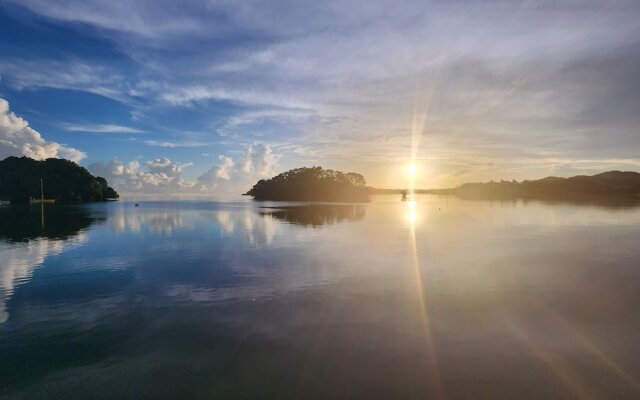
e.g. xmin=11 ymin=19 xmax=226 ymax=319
xmin=144 ymin=139 xmax=208 ymax=148
xmin=62 ymin=123 xmax=145 ymax=134
xmin=0 ymin=59 xmax=132 ymax=103
xmin=3 ymin=0 xmax=640 ymax=190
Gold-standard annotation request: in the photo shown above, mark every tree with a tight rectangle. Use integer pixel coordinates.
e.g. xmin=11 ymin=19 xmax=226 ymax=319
xmin=0 ymin=156 xmax=119 ymax=204
xmin=245 ymin=166 xmax=369 ymax=202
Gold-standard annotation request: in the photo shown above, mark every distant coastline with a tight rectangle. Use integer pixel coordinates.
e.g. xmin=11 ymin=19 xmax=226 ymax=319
xmin=368 ymin=171 xmax=640 ymax=202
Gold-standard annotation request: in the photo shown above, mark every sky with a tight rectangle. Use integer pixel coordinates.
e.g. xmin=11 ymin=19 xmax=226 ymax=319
xmin=0 ymin=0 xmax=639 ymax=198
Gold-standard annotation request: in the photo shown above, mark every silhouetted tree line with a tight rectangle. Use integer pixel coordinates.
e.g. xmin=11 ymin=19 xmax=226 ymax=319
xmin=245 ymin=166 xmax=369 ymax=202
xmin=0 ymin=156 xmax=119 ymax=204
xmin=433 ymin=171 xmax=640 ymax=200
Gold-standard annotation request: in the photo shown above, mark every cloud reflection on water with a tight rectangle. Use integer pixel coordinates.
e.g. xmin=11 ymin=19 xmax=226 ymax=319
xmin=1 ymin=198 xmax=640 ymax=398
xmin=0 ymin=205 xmax=101 ymax=324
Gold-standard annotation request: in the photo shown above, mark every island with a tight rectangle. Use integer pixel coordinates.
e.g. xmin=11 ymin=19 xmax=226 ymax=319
xmin=244 ymin=166 xmax=369 ymax=202
xmin=0 ymin=156 xmax=119 ymax=204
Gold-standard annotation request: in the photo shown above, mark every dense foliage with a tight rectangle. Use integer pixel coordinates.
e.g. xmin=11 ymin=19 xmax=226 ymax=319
xmin=245 ymin=167 xmax=369 ymax=202
xmin=0 ymin=156 xmax=119 ymax=204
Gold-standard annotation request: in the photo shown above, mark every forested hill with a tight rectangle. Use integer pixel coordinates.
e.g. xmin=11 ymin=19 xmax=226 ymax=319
xmin=245 ymin=167 xmax=369 ymax=202
xmin=430 ymin=171 xmax=640 ymax=199
xmin=0 ymin=156 xmax=119 ymax=204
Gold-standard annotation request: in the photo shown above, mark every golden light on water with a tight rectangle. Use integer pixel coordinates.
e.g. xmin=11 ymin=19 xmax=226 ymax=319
xmin=405 ymin=199 xmax=444 ymax=397
xmin=407 ymin=200 xmax=417 ymax=224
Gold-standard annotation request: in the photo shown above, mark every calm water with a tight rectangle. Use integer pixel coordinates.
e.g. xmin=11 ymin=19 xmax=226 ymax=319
xmin=1 ymin=196 xmax=640 ymax=399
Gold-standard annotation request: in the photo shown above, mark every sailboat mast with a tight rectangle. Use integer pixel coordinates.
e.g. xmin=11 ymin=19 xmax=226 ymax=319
xmin=41 ymin=178 xmax=44 ymax=201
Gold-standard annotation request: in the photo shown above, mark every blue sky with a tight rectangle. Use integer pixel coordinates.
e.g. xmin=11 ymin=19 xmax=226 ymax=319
xmin=1 ymin=0 xmax=639 ymax=197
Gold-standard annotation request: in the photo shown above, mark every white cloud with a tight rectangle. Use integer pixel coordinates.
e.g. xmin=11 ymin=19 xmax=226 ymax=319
xmin=144 ymin=140 xmax=177 ymax=148
xmin=62 ymin=123 xmax=145 ymax=134
xmin=10 ymin=0 xmax=211 ymax=40
xmin=160 ymin=85 xmax=313 ymax=109
xmin=4 ymin=1 xmax=640 ymax=187
xmin=0 ymin=98 xmax=86 ymax=162
xmin=89 ymin=157 xmax=194 ymax=192
xmin=144 ymin=139 xmax=210 ymax=148
xmin=238 ymin=142 xmax=278 ymax=176
xmin=0 ymin=60 xmax=129 ymax=103
xmin=198 ymin=155 xmax=234 ymax=182
xmin=198 ymin=143 xmax=278 ymax=189
xmin=88 ymin=143 xmax=278 ymax=198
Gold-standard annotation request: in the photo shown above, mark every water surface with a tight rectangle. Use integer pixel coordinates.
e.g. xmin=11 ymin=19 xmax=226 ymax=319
xmin=1 ymin=196 xmax=639 ymax=399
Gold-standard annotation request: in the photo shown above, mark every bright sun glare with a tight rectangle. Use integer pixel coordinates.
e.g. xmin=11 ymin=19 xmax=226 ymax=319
xmin=407 ymin=164 xmax=417 ymax=176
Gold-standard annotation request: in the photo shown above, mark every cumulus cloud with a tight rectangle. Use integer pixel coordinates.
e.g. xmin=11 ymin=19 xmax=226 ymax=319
xmin=238 ymin=143 xmax=278 ymax=176
xmin=0 ymin=98 xmax=86 ymax=162
xmin=88 ymin=157 xmax=194 ymax=194
xmin=197 ymin=143 xmax=278 ymax=189
xmin=89 ymin=143 xmax=278 ymax=198
xmin=198 ymin=156 xmax=234 ymax=182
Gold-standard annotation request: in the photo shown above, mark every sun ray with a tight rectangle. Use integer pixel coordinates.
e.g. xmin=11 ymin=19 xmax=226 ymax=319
xmin=505 ymin=319 xmax=598 ymax=400
xmin=405 ymin=200 xmax=445 ymax=398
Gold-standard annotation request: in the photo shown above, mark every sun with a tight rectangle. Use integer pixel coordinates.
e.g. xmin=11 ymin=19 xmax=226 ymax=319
xmin=407 ymin=164 xmax=417 ymax=176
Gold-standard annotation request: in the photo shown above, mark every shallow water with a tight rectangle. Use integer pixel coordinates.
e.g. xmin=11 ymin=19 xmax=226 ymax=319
xmin=1 ymin=196 xmax=639 ymax=399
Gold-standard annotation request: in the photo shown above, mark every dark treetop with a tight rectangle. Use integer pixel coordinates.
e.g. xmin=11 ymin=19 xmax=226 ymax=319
xmin=0 ymin=156 xmax=119 ymax=204
xmin=245 ymin=167 xmax=369 ymax=202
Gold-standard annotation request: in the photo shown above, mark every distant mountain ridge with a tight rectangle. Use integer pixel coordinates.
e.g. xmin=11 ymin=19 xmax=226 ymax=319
xmin=0 ymin=156 xmax=119 ymax=204
xmin=367 ymin=171 xmax=640 ymax=200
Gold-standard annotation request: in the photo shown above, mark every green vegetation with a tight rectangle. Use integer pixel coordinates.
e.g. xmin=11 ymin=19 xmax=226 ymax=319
xmin=0 ymin=156 xmax=119 ymax=204
xmin=245 ymin=166 xmax=369 ymax=202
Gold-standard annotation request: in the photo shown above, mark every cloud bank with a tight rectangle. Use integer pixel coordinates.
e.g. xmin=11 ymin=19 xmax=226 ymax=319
xmin=89 ymin=142 xmax=278 ymax=198
xmin=0 ymin=98 xmax=86 ymax=162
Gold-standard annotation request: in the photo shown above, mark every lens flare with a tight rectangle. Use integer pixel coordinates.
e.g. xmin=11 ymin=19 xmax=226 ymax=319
xmin=404 ymin=199 xmax=445 ymax=397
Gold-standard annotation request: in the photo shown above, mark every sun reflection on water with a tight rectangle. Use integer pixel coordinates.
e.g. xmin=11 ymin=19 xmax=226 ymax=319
xmin=407 ymin=200 xmax=417 ymax=225
xmin=405 ymin=198 xmax=445 ymax=398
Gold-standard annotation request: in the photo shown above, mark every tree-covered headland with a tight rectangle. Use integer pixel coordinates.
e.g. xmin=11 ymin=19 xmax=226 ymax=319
xmin=0 ymin=156 xmax=119 ymax=204
xmin=430 ymin=171 xmax=640 ymax=199
xmin=245 ymin=167 xmax=369 ymax=202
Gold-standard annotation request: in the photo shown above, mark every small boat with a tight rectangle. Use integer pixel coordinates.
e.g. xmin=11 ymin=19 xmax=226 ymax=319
xmin=401 ymin=190 xmax=408 ymax=201
xmin=30 ymin=178 xmax=56 ymax=204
